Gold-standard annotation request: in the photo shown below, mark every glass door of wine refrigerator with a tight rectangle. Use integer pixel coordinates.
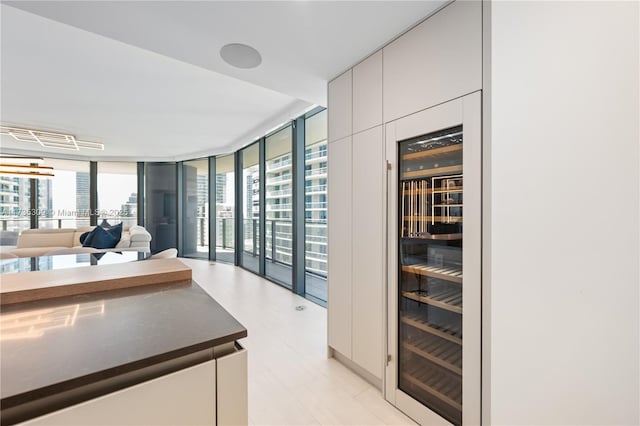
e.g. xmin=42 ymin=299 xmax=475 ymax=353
xmin=385 ymin=93 xmax=480 ymax=426
xmin=398 ymin=125 xmax=464 ymax=425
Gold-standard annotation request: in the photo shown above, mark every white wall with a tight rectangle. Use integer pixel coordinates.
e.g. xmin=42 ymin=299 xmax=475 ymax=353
xmin=488 ymin=1 xmax=639 ymax=424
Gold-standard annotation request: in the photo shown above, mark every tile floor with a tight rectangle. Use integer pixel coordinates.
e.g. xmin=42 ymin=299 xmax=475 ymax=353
xmin=181 ymin=258 xmax=416 ymax=426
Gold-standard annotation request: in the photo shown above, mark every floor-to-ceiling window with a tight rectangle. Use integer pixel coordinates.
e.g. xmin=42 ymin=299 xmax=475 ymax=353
xmin=215 ymin=154 xmax=235 ymax=263
xmin=182 ymin=158 xmax=209 ymax=258
xmin=144 ymin=163 xmax=177 ymax=253
xmin=241 ymin=143 xmax=260 ymax=272
xmin=132 ymin=108 xmax=328 ymax=304
xmin=304 ymin=109 xmax=328 ymax=302
xmin=38 ymin=158 xmax=90 ymax=229
xmin=97 ymin=162 xmax=137 ymax=228
xmin=265 ymin=126 xmax=293 ymax=288
xmin=0 ymin=109 xmax=328 ymax=304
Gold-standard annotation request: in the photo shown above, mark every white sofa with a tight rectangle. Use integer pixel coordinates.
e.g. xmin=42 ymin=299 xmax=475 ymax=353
xmin=0 ymin=226 xmax=152 ymax=258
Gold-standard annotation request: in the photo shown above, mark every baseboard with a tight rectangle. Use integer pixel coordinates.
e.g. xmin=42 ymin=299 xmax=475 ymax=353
xmin=329 ymin=346 xmax=383 ymax=390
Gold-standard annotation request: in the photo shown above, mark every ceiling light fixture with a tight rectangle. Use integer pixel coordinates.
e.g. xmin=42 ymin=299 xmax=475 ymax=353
xmin=0 ymin=125 xmax=104 ymax=151
xmin=0 ymin=156 xmax=54 ymax=179
xmin=220 ymin=43 xmax=262 ymax=69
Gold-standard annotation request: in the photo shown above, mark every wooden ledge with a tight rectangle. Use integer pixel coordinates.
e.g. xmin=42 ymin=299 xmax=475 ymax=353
xmin=0 ymin=258 xmax=192 ymax=305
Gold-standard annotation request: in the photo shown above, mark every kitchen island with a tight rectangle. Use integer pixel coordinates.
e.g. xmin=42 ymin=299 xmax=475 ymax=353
xmin=0 ymin=277 xmax=247 ymax=426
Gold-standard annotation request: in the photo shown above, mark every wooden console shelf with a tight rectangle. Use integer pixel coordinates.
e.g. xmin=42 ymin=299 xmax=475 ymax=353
xmin=0 ymin=258 xmax=192 ymax=305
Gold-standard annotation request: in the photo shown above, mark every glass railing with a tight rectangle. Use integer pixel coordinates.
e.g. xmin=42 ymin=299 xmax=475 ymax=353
xmin=305 ymin=185 xmax=327 ymax=194
xmin=305 ymin=168 xmax=327 ymax=178
xmin=305 ymin=219 xmax=327 ymax=276
xmin=194 ymin=216 xmax=209 ymax=250
xmin=266 ymin=174 xmax=292 ymax=184
xmin=242 ymin=218 xmax=259 ymax=255
xmin=305 ymin=202 xmax=327 ymax=209
xmin=0 ymin=216 xmax=140 ymax=232
xmin=0 ymin=217 xmax=31 ymax=233
xmin=265 ymin=219 xmax=293 ymax=265
xmin=305 ymin=234 xmax=327 ymax=244
xmin=215 ymin=217 xmax=235 ymax=250
xmin=266 ymin=158 xmax=292 ymax=171
xmin=37 ymin=217 xmax=91 ymax=229
xmin=305 ymin=150 xmax=327 ymax=161
xmin=265 ymin=189 xmax=293 ymax=198
xmin=97 ymin=217 xmax=138 ymax=228
xmin=267 ymin=203 xmax=292 ymax=211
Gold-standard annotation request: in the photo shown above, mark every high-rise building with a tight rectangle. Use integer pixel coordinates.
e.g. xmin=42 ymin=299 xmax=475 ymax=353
xmin=265 ymin=153 xmax=293 ymax=265
xmin=0 ymin=176 xmax=49 ymax=232
xmin=196 ymin=174 xmax=208 ymax=217
xmin=37 ymin=179 xmax=52 ymax=219
xmin=120 ymin=193 xmax=137 ymax=218
xmin=216 ymin=174 xmax=226 ymax=204
xmin=302 ymin=139 xmax=327 ymax=277
xmin=0 ymin=176 xmax=22 ymax=216
xmin=263 ymin=140 xmax=328 ymax=277
xmin=75 ymin=172 xmax=90 ymax=216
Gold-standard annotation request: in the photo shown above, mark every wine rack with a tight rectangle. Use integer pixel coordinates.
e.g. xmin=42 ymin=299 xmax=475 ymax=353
xmin=398 ymin=125 xmax=464 ymax=425
xmin=403 ymin=289 xmax=462 ymax=314
xmin=401 ymin=263 xmax=463 ymax=283
xmin=401 ymin=357 xmax=462 ymax=412
xmin=401 ymin=312 xmax=462 ymax=345
xmin=403 ymin=331 xmax=462 ymax=375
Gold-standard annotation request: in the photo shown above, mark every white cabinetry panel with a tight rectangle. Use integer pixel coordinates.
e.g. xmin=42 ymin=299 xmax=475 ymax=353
xmin=217 ymin=345 xmax=248 ymax=426
xmin=353 ymin=50 xmax=383 ymax=134
xmin=328 ymin=71 xmax=352 ymax=142
xmin=327 ymin=136 xmax=353 ymax=357
xmin=21 ymin=361 xmax=217 ymax=426
xmin=383 ymin=0 xmax=481 ymax=122
xmin=351 ymin=126 xmax=384 ymax=380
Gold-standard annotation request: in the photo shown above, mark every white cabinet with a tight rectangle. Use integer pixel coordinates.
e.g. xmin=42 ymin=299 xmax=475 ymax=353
xmin=20 ymin=345 xmax=248 ymax=426
xmin=328 ymin=129 xmax=384 ymax=382
xmin=217 ymin=345 xmax=248 ymax=426
xmin=383 ymin=0 xmax=482 ymax=122
xmin=351 ymin=126 xmax=384 ymax=380
xmin=328 ymin=71 xmax=352 ymax=142
xmin=353 ymin=51 xmax=383 ymax=133
xmin=327 ymin=0 xmax=482 ymax=395
xmin=20 ymin=361 xmax=218 ymax=426
xmin=327 ymin=136 xmax=353 ymax=358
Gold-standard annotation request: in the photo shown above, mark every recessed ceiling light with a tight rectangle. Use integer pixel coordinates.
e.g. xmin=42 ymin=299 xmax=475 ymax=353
xmin=220 ymin=43 xmax=262 ymax=69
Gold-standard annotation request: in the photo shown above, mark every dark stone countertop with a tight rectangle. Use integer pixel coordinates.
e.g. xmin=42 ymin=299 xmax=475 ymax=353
xmin=0 ymin=280 xmax=247 ymax=421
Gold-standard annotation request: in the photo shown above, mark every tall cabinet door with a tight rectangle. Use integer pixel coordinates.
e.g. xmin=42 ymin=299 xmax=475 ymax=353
xmin=352 ymin=126 xmax=385 ymax=379
xmin=385 ymin=92 xmax=481 ymax=426
xmin=327 ymin=136 xmax=353 ymax=358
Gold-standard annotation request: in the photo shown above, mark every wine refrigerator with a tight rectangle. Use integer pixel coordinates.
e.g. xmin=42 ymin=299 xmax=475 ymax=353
xmin=385 ymin=93 xmax=481 ymax=425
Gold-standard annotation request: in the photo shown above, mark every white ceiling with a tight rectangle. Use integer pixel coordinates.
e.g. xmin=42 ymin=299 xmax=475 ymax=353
xmin=0 ymin=1 xmax=447 ymax=161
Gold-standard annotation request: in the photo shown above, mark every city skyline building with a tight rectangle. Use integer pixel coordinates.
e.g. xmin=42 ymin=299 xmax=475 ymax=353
xmin=76 ymin=171 xmax=90 ymax=215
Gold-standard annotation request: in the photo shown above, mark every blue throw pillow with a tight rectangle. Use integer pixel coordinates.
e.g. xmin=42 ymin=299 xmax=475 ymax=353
xmin=82 ymin=226 xmax=118 ymax=249
xmin=105 ymin=222 xmax=122 ymax=242
xmin=79 ymin=231 xmax=91 ymax=245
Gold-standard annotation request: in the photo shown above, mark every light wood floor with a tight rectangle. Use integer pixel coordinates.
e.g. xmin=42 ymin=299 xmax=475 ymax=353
xmin=181 ymin=259 xmax=416 ymax=426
